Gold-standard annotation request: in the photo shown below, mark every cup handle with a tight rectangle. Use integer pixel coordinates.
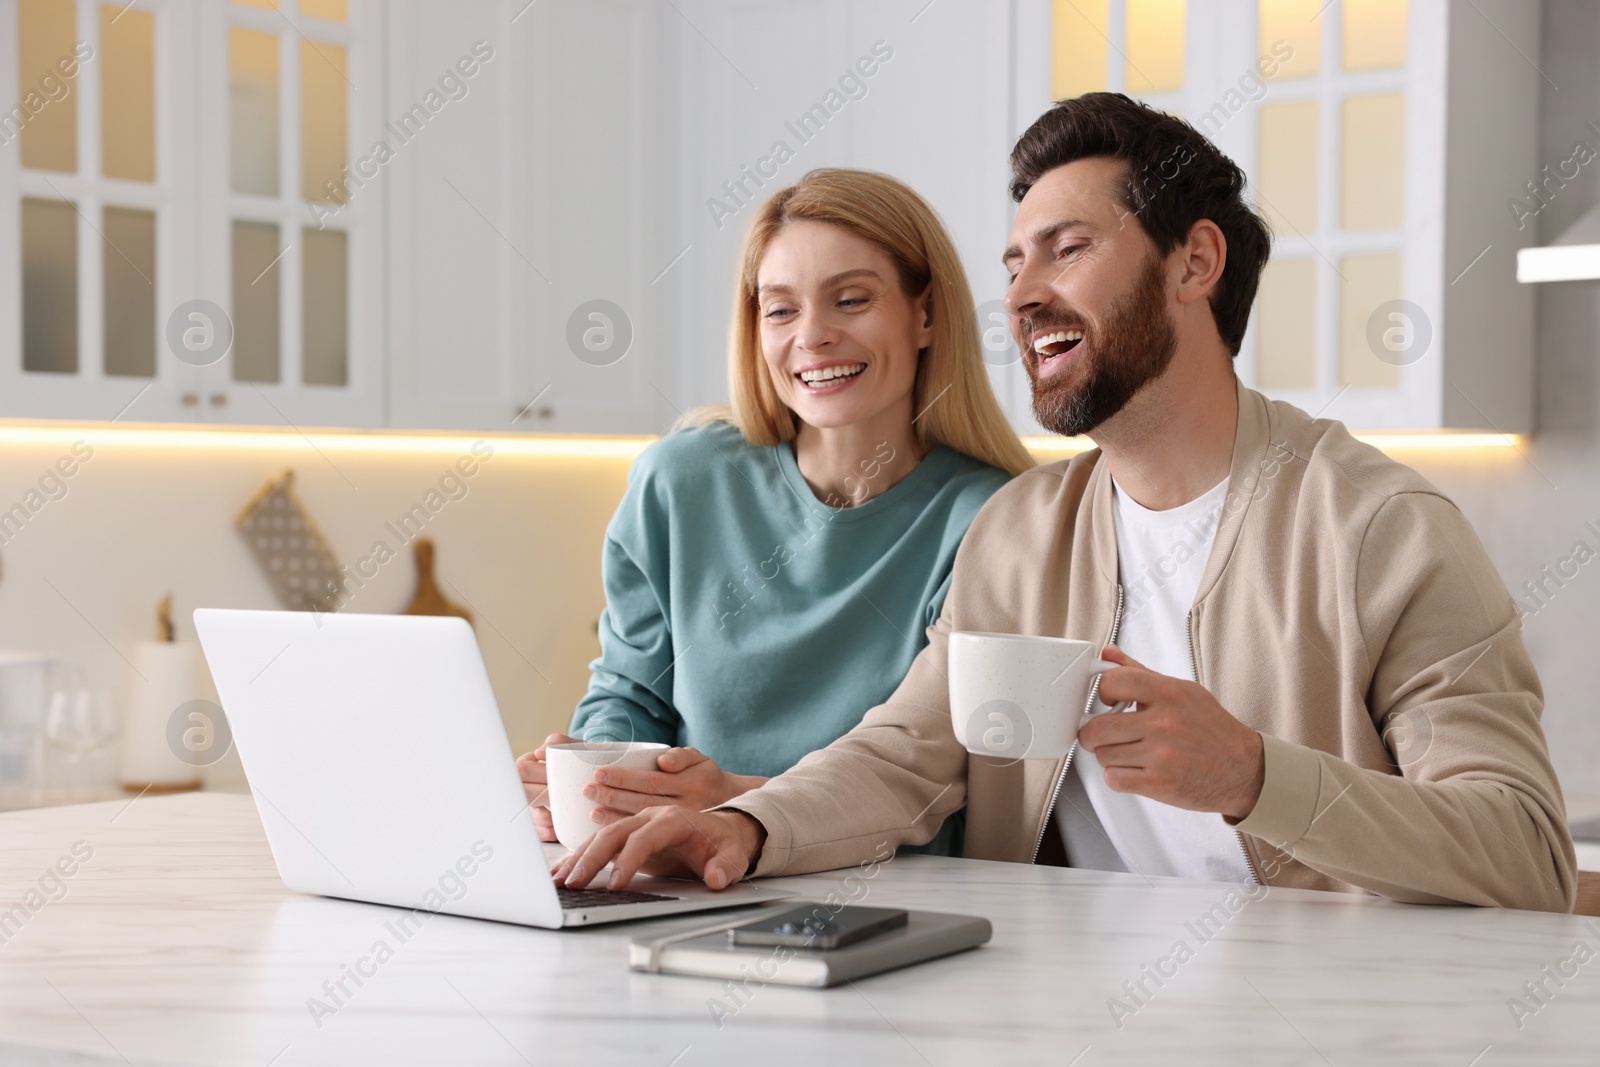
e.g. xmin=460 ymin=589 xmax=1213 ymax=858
xmin=1087 ymin=659 xmax=1133 ymax=716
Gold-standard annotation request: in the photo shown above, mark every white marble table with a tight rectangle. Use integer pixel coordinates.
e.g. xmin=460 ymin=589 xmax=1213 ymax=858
xmin=1 ymin=794 xmax=1597 ymax=1066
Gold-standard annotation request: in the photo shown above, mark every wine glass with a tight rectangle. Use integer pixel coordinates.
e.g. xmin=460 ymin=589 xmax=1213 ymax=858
xmin=43 ymin=665 xmax=120 ymax=802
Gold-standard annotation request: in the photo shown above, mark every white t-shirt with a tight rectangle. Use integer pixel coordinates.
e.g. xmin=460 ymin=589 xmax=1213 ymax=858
xmin=1055 ymin=474 xmax=1256 ymax=883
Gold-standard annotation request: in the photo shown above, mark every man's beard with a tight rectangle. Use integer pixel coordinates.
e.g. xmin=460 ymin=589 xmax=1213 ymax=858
xmin=1026 ymin=250 xmax=1178 ymax=437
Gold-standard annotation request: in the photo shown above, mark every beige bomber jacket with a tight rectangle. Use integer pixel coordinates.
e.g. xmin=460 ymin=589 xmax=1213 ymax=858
xmin=724 ymin=379 xmax=1578 ymax=912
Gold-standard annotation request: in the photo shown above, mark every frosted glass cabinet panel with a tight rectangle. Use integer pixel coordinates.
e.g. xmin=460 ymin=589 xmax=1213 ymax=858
xmin=1258 ymin=0 xmax=1321 ymax=78
xmin=1257 ymin=100 xmax=1320 ymax=235
xmin=102 ymin=206 xmax=156 ymax=378
xmin=229 ymin=28 xmax=280 ymax=197
xmin=230 ymin=220 xmax=282 ymax=384
xmin=299 ymin=39 xmax=347 ymax=202
xmin=1256 ymin=257 xmax=1317 ymax=391
xmin=1125 ymin=0 xmax=1185 ymax=95
xmin=21 ymin=197 xmax=77 ymax=374
xmin=301 ymin=227 xmax=348 ymax=387
xmin=17 ymin=0 xmax=78 ymax=173
xmin=101 ymin=5 xmax=156 ymax=183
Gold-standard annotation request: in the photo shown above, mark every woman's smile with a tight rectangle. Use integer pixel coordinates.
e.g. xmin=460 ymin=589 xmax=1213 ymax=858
xmin=795 ymin=360 xmax=869 ymax=394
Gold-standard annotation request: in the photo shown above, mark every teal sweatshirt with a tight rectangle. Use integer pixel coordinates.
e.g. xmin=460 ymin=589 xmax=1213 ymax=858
xmin=571 ymin=420 xmax=1011 ymax=791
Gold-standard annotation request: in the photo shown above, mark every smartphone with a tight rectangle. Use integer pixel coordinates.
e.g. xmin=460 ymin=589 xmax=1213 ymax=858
xmin=727 ymin=904 xmax=908 ymax=950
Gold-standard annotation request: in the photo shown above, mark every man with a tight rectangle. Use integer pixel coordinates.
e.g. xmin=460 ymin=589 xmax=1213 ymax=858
xmin=555 ymin=93 xmax=1577 ymax=911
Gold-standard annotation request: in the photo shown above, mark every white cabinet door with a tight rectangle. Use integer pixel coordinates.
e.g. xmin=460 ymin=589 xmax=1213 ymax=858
xmin=0 ymin=0 xmax=200 ymax=425
xmin=195 ymin=0 xmax=383 ymax=430
xmin=384 ymin=0 xmax=525 ymax=433
xmin=386 ymin=0 xmax=671 ymax=436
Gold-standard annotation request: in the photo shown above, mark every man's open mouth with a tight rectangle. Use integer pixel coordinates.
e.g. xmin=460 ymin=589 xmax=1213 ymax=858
xmin=1031 ymin=330 xmax=1085 ymax=377
xmin=1034 ymin=329 xmax=1084 ymax=360
xmin=797 ymin=363 xmax=866 ymax=389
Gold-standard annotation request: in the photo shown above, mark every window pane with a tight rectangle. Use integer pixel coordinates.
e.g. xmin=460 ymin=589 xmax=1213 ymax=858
xmin=232 ymin=221 xmax=281 ymax=382
xmin=301 ymin=40 xmax=348 ymax=202
xmin=22 ymin=198 xmax=78 ymax=373
xmin=1341 ymin=93 xmax=1404 ymax=231
xmin=1257 ymin=99 xmax=1319 ymax=235
xmin=1052 ymin=0 xmax=1108 ymax=99
xmin=17 ymin=0 xmax=78 ymax=172
xmin=301 ymin=0 xmax=348 ymax=22
xmin=1126 ymin=0 xmax=1185 ymax=95
xmin=1258 ymin=0 xmax=1321 ymax=78
xmin=230 ymin=28 xmax=280 ymax=196
xmin=101 ymin=4 xmax=156 ymax=182
xmin=103 ymin=207 xmax=156 ymax=377
xmin=1339 ymin=252 xmax=1402 ymax=388
xmin=302 ymin=228 xmax=348 ymax=386
xmin=1255 ymin=257 xmax=1317 ymax=390
xmin=1343 ymin=0 xmax=1406 ymax=71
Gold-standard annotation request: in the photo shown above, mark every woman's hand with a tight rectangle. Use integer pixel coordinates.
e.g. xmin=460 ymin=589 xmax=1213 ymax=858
xmin=584 ymin=747 xmax=766 ymax=816
xmin=515 ymin=733 xmax=576 ymax=842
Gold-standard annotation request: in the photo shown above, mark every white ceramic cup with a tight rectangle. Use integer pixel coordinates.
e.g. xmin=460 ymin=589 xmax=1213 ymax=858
xmin=948 ymin=632 xmax=1130 ymax=761
xmin=544 ymin=741 xmax=670 ymax=850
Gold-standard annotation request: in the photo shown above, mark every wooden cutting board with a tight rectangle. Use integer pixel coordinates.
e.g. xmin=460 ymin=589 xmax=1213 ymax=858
xmin=403 ymin=538 xmax=473 ymax=626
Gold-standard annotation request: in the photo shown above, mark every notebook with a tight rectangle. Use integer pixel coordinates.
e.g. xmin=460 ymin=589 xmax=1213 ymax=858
xmin=629 ymin=906 xmax=992 ymax=988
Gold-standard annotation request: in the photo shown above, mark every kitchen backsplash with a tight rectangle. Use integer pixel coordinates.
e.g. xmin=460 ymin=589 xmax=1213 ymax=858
xmin=0 ymin=433 xmax=631 ymax=777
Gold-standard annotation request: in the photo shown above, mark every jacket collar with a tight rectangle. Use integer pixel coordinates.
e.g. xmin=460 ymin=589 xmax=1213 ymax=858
xmin=1083 ymin=377 xmax=1270 ymax=606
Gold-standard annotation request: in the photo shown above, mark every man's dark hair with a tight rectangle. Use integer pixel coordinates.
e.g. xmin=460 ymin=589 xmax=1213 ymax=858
xmin=1009 ymin=92 xmax=1272 ymax=357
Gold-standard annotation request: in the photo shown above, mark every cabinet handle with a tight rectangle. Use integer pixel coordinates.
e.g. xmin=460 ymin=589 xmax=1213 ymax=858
xmin=210 ymin=394 xmax=228 ymax=406
xmin=513 ymin=403 xmax=555 ymax=422
xmin=181 ymin=393 xmax=199 ymax=406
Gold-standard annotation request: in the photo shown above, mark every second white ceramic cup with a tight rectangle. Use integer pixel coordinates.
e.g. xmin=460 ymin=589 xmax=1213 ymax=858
xmin=948 ymin=632 xmax=1129 ymax=761
xmin=545 ymin=741 xmax=670 ymax=850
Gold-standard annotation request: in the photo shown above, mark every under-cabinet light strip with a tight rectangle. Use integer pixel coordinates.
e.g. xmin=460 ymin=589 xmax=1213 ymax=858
xmin=0 ymin=423 xmax=1524 ymax=457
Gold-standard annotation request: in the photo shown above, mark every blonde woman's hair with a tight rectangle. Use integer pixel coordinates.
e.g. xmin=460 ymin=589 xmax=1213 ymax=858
xmin=687 ymin=168 xmax=1035 ymax=478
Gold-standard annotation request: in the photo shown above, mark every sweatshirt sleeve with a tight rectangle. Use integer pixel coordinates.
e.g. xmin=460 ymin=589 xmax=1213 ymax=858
xmin=1232 ymin=491 xmax=1577 ymax=912
xmin=720 ymin=585 xmax=971 ymax=877
xmin=569 ymin=487 xmax=681 ymax=749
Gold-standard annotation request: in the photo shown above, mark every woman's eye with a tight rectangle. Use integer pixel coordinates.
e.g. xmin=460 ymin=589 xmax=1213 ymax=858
xmin=764 ymin=307 xmax=796 ymax=321
xmin=838 ymin=297 xmax=868 ymax=309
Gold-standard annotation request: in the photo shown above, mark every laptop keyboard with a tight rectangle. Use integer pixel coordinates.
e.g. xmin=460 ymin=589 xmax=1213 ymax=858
xmin=557 ymin=885 xmax=680 ymax=909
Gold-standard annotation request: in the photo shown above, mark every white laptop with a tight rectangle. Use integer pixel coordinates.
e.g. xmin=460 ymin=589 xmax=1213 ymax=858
xmin=193 ymin=608 xmax=791 ymax=928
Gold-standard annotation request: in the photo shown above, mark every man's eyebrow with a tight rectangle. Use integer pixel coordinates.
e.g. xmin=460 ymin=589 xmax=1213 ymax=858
xmin=758 ymin=268 xmax=882 ymax=294
xmin=1001 ymin=218 xmax=1093 ymax=265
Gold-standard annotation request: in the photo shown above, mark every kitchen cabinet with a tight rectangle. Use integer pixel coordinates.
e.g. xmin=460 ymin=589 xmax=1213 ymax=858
xmin=1046 ymin=0 xmax=1541 ymax=432
xmin=0 ymin=0 xmax=384 ymax=429
xmin=385 ymin=0 xmax=675 ymax=435
xmin=6 ymin=0 xmax=1540 ymax=436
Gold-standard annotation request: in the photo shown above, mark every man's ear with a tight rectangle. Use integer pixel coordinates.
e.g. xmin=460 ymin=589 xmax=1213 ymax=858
xmin=1175 ymin=219 xmax=1227 ymax=307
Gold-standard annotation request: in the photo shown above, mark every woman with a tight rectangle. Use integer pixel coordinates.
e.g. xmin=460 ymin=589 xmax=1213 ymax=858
xmin=518 ymin=168 xmax=1033 ymax=854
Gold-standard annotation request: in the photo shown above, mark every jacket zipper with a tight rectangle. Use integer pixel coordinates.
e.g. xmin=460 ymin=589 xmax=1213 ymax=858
xmin=1027 ymin=590 xmax=1264 ymax=885
xmin=1030 ymin=584 xmax=1124 ymax=863
xmin=1187 ymin=607 xmax=1261 ymax=885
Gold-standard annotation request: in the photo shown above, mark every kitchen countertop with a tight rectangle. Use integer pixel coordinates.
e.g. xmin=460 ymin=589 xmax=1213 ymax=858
xmin=0 ymin=793 xmax=1597 ymax=1066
